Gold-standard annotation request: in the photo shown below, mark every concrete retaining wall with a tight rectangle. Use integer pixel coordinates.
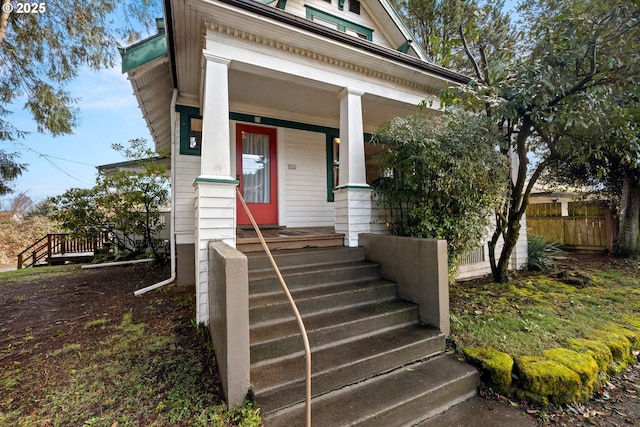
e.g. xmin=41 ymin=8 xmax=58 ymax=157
xmin=359 ymin=234 xmax=450 ymax=335
xmin=208 ymin=240 xmax=249 ymax=407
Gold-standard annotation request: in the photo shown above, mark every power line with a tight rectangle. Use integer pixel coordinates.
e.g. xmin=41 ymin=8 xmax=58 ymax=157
xmin=12 ymin=143 xmax=95 ymax=185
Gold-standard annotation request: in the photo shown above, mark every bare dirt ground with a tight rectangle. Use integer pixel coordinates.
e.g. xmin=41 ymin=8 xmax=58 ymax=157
xmin=0 ymin=262 xmax=228 ymax=424
xmin=1 ymin=263 xmax=177 ymax=369
xmin=0 ymin=254 xmax=638 ymax=426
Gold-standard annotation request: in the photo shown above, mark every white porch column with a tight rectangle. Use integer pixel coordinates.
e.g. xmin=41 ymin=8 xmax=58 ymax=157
xmin=334 ymin=88 xmax=371 ymax=247
xmin=193 ymin=52 xmax=237 ymax=324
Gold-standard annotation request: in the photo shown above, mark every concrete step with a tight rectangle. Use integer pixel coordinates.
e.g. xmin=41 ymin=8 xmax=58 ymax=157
xmin=247 ymin=246 xmax=365 ymax=271
xmin=253 ymin=324 xmax=445 ymax=414
xmin=264 ymin=354 xmax=481 ymax=426
xmin=250 ymin=300 xmax=419 ymax=364
xmin=249 ymin=261 xmax=380 ymax=296
xmin=250 ymin=278 xmax=398 ymax=326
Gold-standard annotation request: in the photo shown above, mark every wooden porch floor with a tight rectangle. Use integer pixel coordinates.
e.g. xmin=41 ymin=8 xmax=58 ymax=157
xmin=236 ymin=226 xmax=344 ymax=253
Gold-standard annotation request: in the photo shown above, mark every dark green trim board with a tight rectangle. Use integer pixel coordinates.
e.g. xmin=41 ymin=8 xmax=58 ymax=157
xmin=194 ymin=177 xmax=239 ymax=185
xmin=335 ymin=184 xmax=372 ymax=190
xmin=326 ymin=134 xmax=336 ymax=202
xmin=119 ymin=32 xmax=167 ymax=73
xmin=398 ymin=40 xmax=412 ymax=54
xmin=260 ymin=0 xmax=287 ymax=9
xmin=176 ymin=105 xmax=202 ymax=156
xmin=305 ymin=6 xmax=373 ymax=41
xmin=229 ymin=113 xmax=337 ymax=135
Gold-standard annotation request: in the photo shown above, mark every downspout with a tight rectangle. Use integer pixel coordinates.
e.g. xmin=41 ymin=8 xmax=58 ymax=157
xmin=135 ymin=88 xmax=179 ymax=296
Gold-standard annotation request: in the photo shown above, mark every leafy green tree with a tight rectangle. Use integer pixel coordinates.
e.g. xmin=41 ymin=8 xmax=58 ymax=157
xmin=0 ymin=0 xmax=159 ymax=192
xmin=371 ymin=111 xmax=508 ymax=278
xmin=442 ymin=0 xmax=640 ymax=281
xmin=49 ymin=138 xmax=169 ymax=259
xmin=390 ymin=0 xmax=516 ymax=72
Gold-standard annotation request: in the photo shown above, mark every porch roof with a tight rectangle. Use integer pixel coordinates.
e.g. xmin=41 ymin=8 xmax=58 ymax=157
xmin=123 ymin=0 xmax=470 ymax=153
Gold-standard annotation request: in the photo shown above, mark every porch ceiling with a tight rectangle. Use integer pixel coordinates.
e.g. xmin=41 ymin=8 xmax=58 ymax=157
xmin=168 ymin=0 xmax=461 ymax=127
xmin=229 ymin=67 xmax=422 ymax=131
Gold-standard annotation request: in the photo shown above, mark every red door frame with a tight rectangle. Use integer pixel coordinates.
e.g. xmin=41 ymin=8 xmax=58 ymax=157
xmin=236 ymin=123 xmax=278 ymax=225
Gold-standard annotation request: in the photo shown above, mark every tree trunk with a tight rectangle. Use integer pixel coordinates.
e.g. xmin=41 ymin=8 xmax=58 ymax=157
xmin=494 ymin=213 xmax=522 ymax=282
xmin=613 ymin=173 xmax=640 ymax=257
xmin=488 ymin=122 xmax=533 ymax=283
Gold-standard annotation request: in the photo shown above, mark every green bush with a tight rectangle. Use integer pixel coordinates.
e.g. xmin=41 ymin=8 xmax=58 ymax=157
xmin=527 ymin=234 xmax=564 ymax=272
xmin=371 ymin=111 xmax=508 ymax=278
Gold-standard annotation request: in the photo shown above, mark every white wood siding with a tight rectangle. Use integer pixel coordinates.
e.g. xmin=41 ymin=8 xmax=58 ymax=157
xmin=283 ymin=0 xmax=394 ymax=49
xmin=282 ymin=128 xmax=335 ymax=227
xmin=174 ymin=154 xmax=199 ymax=236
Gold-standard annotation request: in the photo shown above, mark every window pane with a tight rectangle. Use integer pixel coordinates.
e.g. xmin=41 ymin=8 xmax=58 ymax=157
xmin=313 ymin=16 xmax=339 ymax=30
xmin=189 ymin=117 xmax=202 ymax=149
xmin=242 ymin=132 xmax=270 ymax=203
xmin=345 ymin=28 xmax=368 ymax=39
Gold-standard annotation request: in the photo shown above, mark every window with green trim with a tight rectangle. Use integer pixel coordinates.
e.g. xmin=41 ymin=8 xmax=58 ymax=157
xmin=176 ymin=105 xmax=202 ymax=156
xmin=305 ymin=6 xmax=373 ymax=41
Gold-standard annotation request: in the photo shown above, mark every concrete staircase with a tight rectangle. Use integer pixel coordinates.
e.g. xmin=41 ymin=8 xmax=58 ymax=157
xmin=247 ymin=246 xmax=480 ymax=426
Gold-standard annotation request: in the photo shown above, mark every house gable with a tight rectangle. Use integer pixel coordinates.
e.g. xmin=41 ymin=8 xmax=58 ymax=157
xmin=259 ymin=0 xmax=429 ymax=60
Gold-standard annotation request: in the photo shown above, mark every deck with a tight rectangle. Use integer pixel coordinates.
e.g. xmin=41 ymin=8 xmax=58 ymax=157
xmin=236 ymin=226 xmax=344 ymax=253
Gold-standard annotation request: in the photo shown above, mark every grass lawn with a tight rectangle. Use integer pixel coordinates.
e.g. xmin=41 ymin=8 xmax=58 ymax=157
xmin=450 ymin=264 xmax=640 ymax=356
xmin=449 ymin=253 xmax=640 ymax=404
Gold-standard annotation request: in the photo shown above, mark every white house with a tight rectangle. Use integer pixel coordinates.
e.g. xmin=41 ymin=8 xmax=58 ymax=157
xmin=120 ymin=0 xmax=526 ymax=420
xmin=119 ymin=0 xmax=482 ymax=319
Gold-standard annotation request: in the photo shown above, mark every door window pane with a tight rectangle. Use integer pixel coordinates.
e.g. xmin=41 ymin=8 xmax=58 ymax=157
xmin=242 ymin=131 xmax=270 ymax=203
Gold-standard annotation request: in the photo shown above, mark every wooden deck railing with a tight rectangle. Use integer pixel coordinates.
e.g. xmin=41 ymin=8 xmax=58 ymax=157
xmin=17 ymin=233 xmax=109 ymax=269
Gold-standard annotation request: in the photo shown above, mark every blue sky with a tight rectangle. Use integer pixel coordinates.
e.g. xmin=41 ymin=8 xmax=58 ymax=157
xmin=1 ymin=66 xmax=153 ymax=205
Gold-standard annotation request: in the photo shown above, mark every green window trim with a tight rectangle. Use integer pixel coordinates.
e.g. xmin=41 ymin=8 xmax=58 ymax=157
xmin=260 ymin=0 xmax=287 ymax=10
xmin=193 ymin=177 xmax=239 ymax=185
xmin=177 ymin=105 xmax=202 ymax=156
xmin=398 ymin=40 xmax=412 ymax=54
xmin=305 ymin=6 xmax=373 ymax=41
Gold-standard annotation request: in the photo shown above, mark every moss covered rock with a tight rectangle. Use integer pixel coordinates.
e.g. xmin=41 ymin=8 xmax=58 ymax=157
xmin=515 ymin=356 xmax=582 ymax=405
xmin=463 ymin=347 xmax=513 ymax=395
xmin=543 ymin=347 xmax=599 ymax=401
xmin=622 ymin=315 xmax=640 ymax=333
xmin=603 ymin=325 xmax=640 ymax=349
xmin=588 ymin=330 xmax=635 ymax=369
xmin=567 ymin=338 xmax=613 ymax=372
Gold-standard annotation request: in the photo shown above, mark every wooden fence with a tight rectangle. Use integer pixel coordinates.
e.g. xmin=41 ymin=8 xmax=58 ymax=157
xmin=527 ymin=216 xmax=617 ymax=250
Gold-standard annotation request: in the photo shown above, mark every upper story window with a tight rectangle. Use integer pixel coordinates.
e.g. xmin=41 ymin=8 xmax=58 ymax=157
xmin=349 ymin=0 xmax=360 ymax=15
xmin=305 ymin=6 xmax=373 ymax=41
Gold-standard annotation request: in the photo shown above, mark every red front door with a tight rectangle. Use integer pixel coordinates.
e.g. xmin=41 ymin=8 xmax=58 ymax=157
xmin=236 ymin=124 xmax=278 ymax=225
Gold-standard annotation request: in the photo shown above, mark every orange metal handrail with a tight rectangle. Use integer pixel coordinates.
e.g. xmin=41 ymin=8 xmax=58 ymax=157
xmin=236 ymin=188 xmax=312 ymax=427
